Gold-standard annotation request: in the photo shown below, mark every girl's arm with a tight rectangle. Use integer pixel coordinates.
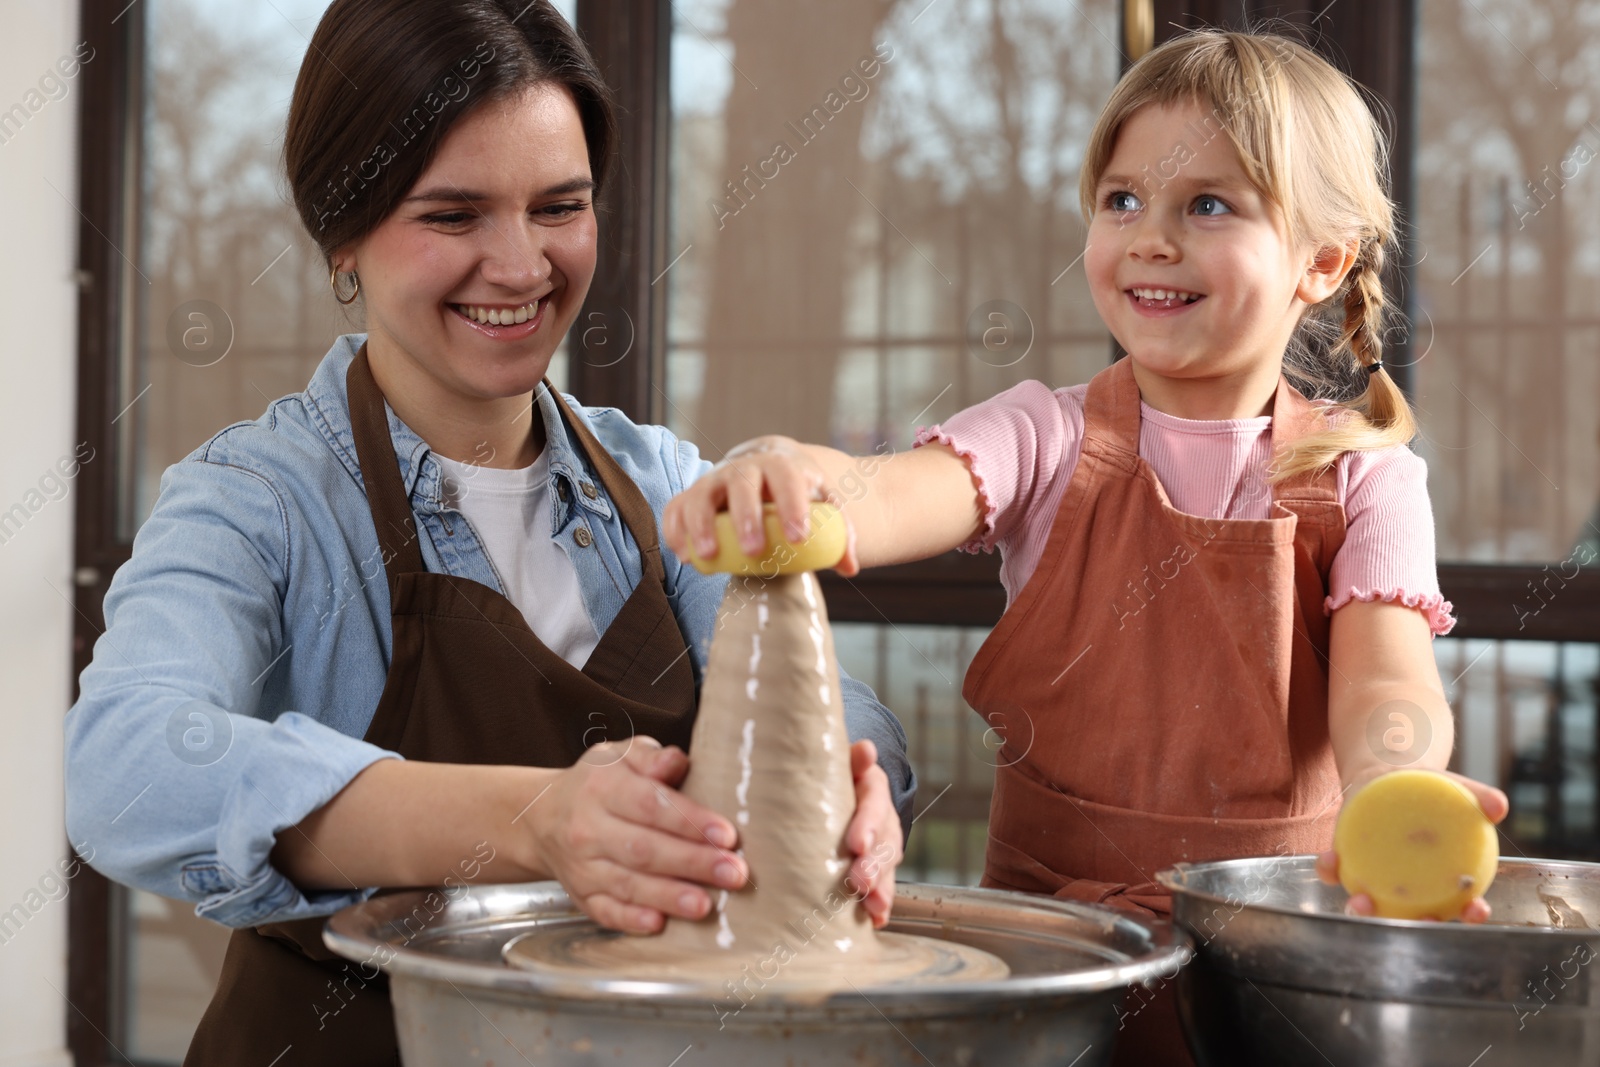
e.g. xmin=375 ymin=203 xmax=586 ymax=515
xmin=1319 ymin=599 xmax=1509 ymax=919
xmin=662 ymin=436 xmax=983 ymax=575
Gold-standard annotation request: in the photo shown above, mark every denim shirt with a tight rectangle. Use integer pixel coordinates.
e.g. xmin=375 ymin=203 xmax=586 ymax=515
xmin=64 ymin=334 xmax=914 ymax=929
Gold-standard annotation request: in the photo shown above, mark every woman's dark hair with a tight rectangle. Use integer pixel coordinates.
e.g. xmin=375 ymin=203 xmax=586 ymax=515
xmin=285 ymin=0 xmax=616 ymax=266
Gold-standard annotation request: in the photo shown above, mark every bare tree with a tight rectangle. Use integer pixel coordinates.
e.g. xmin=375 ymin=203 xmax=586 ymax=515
xmin=1414 ymin=0 xmax=1600 ymax=559
xmin=692 ymin=0 xmax=899 ymax=449
xmin=688 ymin=0 xmax=1117 ymax=452
xmin=138 ymin=0 xmax=346 ymax=518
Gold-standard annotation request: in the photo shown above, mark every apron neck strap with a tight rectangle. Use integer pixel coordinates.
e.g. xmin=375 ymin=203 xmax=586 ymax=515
xmin=1266 ymin=376 xmax=1339 ymax=500
xmin=346 ymin=343 xmax=668 ymax=584
xmin=1082 ymin=356 xmax=1143 ymax=456
xmin=347 ymin=344 xmax=429 ymax=576
xmin=543 ymin=386 xmax=667 ymax=585
xmin=1085 ymin=356 xmax=1338 ymax=500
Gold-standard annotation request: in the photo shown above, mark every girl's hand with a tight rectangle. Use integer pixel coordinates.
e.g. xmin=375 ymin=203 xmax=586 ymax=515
xmin=662 ymin=435 xmax=863 ymax=577
xmin=527 ymin=737 xmax=749 ymax=934
xmin=1314 ymin=766 xmax=1509 ymax=923
xmin=844 ymin=739 xmax=903 ymax=927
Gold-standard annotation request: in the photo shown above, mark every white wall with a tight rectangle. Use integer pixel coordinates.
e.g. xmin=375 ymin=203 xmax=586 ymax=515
xmin=0 ymin=0 xmax=83 ymax=1064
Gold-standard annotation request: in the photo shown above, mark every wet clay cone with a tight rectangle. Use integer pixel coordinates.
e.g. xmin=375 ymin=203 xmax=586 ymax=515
xmin=653 ymin=571 xmax=879 ymax=969
xmin=503 ymin=505 xmax=1005 ymax=987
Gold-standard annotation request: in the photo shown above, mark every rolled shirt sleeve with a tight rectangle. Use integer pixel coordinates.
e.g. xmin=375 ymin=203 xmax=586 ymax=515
xmin=64 ymin=458 xmax=400 ymax=928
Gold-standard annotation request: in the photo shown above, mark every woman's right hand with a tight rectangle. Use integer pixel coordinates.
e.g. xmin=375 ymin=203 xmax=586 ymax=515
xmin=662 ymin=434 xmax=862 ymax=577
xmin=527 ymin=737 xmax=749 ymax=933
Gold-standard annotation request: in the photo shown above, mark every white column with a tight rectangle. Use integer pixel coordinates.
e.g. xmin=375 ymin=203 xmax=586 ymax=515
xmin=0 ymin=0 xmax=86 ymax=1063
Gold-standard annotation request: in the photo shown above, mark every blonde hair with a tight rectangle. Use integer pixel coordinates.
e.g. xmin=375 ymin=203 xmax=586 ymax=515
xmin=1079 ymin=30 xmax=1416 ymax=479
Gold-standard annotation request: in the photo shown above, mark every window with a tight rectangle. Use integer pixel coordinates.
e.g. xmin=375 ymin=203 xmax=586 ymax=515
xmin=76 ymin=0 xmax=579 ymax=1061
xmin=1411 ymin=0 xmax=1600 ymax=854
xmin=663 ymin=0 xmax=1125 ymax=882
xmin=66 ymin=3 xmax=1600 ymax=1064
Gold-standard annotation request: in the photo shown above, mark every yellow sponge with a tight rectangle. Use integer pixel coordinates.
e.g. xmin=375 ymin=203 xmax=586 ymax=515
xmin=1334 ymin=769 xmax=1499 ymax=921
xmin=686 ymin=502 xmax=847 ymax=576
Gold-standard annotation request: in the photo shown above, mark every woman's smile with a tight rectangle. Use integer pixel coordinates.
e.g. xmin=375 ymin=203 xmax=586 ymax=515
xmin=447 ymin=296 xmax=550 ymax=340
xmin=338 ymin=81 xmax=599 ymax=462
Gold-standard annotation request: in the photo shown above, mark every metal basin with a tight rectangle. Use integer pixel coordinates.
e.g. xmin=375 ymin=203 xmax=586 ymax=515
xmin=324 ymin=880 xmax=1190 ymax=1066
xmin=1158 ymin=855 xmax=1600 ymax=1066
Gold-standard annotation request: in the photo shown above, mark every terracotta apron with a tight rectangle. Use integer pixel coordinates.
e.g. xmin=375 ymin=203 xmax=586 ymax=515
xmin=184 ymin=345 xmax=698 ymax=1066
xmin=965 ymin=357 xmax=1347 ymax=1066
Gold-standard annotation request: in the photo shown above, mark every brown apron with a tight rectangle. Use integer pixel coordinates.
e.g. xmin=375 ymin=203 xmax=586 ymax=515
xmin=184 ymin=344 xmax=699 ymax=1066
xmin=965 ymin=357 xmax=1347 ymax=1065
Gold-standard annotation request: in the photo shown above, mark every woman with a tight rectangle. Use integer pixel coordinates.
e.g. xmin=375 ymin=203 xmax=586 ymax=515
xmin=63 ymin=2 xmax=914 ymax=1063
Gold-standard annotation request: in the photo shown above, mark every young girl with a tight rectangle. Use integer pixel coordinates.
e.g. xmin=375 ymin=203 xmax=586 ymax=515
xmin=665 ymin=29 xmax=1508 ymax=1065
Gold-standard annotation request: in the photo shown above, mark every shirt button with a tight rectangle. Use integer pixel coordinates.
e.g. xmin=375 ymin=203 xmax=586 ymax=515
xmin=574 ymin=526 xmax=593 ymax=548
xmin=581 ymin=482 xmax=598 ymax=500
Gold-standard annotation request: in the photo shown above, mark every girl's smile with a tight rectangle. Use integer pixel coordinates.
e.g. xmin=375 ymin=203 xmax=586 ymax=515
xmin=1126 ymin=285 xmax=1205 ymax=316
xmin=1083 ymin=101 xmax=1349 ymax=418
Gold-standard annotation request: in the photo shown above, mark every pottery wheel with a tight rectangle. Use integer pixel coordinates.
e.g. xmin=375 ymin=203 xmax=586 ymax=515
xmin=503 ymin=923 xmax=1008 ymax=990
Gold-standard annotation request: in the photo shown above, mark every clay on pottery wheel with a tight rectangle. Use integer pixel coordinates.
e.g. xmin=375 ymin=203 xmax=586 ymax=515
xmin=506 ymin=537 xmax=1007 ymax=990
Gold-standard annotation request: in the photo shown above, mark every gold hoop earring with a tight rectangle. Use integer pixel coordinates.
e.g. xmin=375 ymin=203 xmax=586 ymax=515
xmin=330 ymin=266 xmax=361 ymax=305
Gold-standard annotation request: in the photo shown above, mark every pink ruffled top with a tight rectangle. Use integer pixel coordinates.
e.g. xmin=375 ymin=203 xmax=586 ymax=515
xmin=913 ymin=380 xmax=1455 ymax=636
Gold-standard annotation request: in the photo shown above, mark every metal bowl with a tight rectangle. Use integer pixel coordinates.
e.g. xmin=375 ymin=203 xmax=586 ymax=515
xmin=324 ymin=880 xmax=1191 ymax=1066
xmin=1158 ymin=855 xmax=1600 ymax=1066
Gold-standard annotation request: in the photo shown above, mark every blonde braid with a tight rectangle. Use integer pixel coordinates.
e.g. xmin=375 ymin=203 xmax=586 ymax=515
xmin=1340 ymin=240 xmax=1386 ymax=372
xmin=1273 ymin=238 xmax=1418 ymax=480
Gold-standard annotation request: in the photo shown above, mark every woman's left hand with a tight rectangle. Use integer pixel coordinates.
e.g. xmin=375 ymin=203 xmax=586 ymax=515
xmin=1314 ymin=765 xmax=1509 ymax=923
xmin=844 ymin=739 xmax=903 ymax=928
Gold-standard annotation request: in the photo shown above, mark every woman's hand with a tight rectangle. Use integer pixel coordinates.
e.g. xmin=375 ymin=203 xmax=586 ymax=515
xmin=843 ymin=739 xmax=904 ymax=928
xmin=663 ymin=435 xmax=863 ymax=577
xmin=526 ymin=736 xmax=750 ymax=934
xmin=1314 ymin=765 xmax=1508 ymax=923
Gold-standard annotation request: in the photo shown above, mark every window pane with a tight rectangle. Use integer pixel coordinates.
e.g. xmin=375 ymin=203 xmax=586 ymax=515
xmin=122 ymin=3 xmax=344 ymax=1056
xmin=120 ymin=0 xmax=575 ymax=541
xmin=1440 ymin=639 xmax=1600 ymax=856
xmin=834 ymin=623 xmax=996 ymax=885
xmin=1414 ymin=2 xmax=1599 ymax=862
xmin=664 ymin=0 xmax=1120 ymax=455
xmin=116 ymin=0 xmax=578 ymax=1057
xmin=122 ymin=0 xmax=344 ymax=540
xmin=1413 ymin=0 xmax=1600 ymax=564
xmin=665 ymin=0 xmax=1114 ymax=887
xmin=125 ymin=888 xmax=232 ymax=1062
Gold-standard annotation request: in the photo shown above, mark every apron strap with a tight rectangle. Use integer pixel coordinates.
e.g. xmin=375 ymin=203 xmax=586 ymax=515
xmin=1266 ymin=374 xmax=1340 ymax=504
xmin=1264 ymin=377 xmax=1347 ymax=576
xmin=347 ymin=344 xmax=428 ymax=576
xmin=1082 ymin=356 xmax=1143 ymax=458
xmin=1088 ymin=357 xmax=1341 ymax=505
xmin=544 ymin=384 xmax=668 ymax=586
xmin=346 ymin=343 xmax=669 ymax=586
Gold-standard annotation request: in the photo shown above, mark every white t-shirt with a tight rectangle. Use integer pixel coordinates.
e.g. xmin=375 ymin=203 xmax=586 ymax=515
xmin=434 ymin=449 xmax=601 ymax=669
